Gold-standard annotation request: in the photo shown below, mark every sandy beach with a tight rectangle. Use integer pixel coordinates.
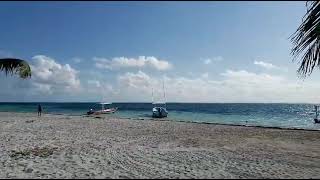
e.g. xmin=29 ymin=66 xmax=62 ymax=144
xmin=0 ymin=112 xmax=319 ymax=179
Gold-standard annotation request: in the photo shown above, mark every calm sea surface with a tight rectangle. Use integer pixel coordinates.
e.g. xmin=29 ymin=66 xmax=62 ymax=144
xmin=0 ymin=102 xmax=319 ymax=130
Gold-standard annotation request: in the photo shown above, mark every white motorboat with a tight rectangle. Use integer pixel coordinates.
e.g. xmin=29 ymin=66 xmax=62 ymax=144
xmin=87 ymin=102 xmax=118 ymax=115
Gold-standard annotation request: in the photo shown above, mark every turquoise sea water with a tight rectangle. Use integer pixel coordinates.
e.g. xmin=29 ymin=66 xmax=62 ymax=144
xmin=0 ymin=102 xmax=319 ymax=130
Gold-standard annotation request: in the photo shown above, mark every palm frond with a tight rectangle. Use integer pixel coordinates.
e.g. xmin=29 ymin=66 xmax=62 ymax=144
xmin=291 ymin=1 xmax=320 ymax=77
xmin=0 ymin=58 xmax=31 ymax=79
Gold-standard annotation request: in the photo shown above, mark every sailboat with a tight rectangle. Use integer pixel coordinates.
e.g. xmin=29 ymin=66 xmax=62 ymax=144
xmin=152 ymin=79 xmax=168 ymax=118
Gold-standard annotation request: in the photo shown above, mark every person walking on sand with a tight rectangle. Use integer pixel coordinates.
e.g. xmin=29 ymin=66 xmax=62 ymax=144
xmin=38 ymin=104 xmax=42 ymax=117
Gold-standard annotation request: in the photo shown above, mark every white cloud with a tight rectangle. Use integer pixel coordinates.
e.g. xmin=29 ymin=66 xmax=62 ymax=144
xmin=86 ymin=80 xmax=117 ymax=102
xmin=254 ymin=60 xmax=282 ymax=70
xmin=87 ymin=80 xmax=101 ymax=88
xmin=30 ymin=55 xmax=81 ymax=94
xmin=118 ymin=70 xmax=151 ymax=89
xmin=201 ymin=72 xmax=209 ymax=79
xmin=212 ymin=56 xmax=223 ymax=62
xmin=72 ymin=57 xmax=82 ymax=63
xmin=254 ymin=60 xmax=289 ymax=72
xmin=203 ymin=59 xmax=212 ymax=64
xmin=220 ymin=69 xmax=285 ymax=83
xmin=2 ymin=53 xmax=320 ymax=103
xmin=203 ymin=56 xmax=223 ymax=65
xmin=116 ymin=71 xmax=163 ymax=102
xmin=94 ymin=56 xmax=172 ymax=71
xmin=112 ymin=70 xmax=320 ymax=103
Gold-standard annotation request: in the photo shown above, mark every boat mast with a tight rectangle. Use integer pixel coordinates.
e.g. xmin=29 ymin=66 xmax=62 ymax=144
xmin=162 ymin=78 xmax=166 ymax=108
xmin=152 ymin=87 xmax=154 ymax=104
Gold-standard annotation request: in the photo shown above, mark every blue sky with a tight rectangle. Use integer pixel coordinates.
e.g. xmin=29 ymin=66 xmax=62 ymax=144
xmin=1 ymin=1 xmax=319 ymax=103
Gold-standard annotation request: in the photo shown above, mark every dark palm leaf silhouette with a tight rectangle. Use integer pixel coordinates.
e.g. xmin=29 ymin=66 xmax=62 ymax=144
xmin=0 ymin=58 xmax=31 ymax=79
xmin=291 ymin=1 xmax=320 ymax=77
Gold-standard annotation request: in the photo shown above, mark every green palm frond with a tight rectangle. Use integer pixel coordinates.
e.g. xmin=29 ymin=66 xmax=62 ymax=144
xmin=291 ymin=1 xmax=320 ymax=77
xmin=0 ymin=58 xmax=31 ymax=79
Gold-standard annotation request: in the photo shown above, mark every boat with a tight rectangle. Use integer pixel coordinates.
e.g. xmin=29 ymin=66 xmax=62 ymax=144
xmin=152 ymin=102 xmax=168 ymax=118
xmin=151 ymin=79 xmax=168 ymax=118
xmin=314 ymin=105 xmax=320 ymax=123
xmin=87 ymin=102 xmax=118 ymax=115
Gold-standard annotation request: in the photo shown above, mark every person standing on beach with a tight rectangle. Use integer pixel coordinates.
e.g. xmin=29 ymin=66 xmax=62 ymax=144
xmin=38 ymin=104 xmax=42 ymax=117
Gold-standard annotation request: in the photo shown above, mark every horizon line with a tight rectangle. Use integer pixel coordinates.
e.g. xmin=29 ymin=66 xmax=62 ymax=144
xmin=0 ymin=101 xmax=318 ymax=104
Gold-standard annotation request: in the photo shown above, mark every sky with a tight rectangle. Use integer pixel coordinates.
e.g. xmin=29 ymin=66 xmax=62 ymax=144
xmin=1 ymin=1 xmax=319 ymax=103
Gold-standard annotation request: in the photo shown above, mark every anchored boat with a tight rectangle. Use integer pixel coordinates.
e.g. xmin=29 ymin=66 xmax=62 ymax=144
xmin=151 ymin=79 xmax=168 ymax=118
xmin=152 ymin=102 xmax=168 ymax=118
xmin=87 ymin=102 xmax=118 ymax=115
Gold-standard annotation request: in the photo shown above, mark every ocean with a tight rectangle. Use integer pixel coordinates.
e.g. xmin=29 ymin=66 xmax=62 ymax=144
xmin=0 ymin=102 xmax=319 ymax=130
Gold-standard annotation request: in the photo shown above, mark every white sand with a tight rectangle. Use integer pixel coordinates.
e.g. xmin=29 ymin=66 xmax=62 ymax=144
xmin=0 ymin=112 xmax=320 ymax=179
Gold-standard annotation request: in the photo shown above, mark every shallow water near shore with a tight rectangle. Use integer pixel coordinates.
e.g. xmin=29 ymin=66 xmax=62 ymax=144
xmin=0 ymin=102 xmax=319 ymax=130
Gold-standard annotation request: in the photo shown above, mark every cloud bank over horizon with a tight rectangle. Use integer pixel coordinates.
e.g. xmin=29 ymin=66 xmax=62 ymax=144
xmin=94 ymin=56 xmax=172 ymax=71
xmin=1 ymin=54 xmax=319 ymax=103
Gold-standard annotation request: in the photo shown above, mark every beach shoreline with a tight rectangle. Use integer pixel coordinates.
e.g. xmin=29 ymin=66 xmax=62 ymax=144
xmin=0 ymin=112 xmax=319 ymax=178
xmin=6 ymin=110 xmax=316 ymax=132
xmin=130 ymin=117 xmax=320 ymax=132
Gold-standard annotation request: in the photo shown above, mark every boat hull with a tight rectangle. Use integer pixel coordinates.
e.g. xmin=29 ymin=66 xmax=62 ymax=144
xmin=152 ymin=107 xmax=168 ymax=118
xmin=87 ymin=108 xmax=118 ymax=115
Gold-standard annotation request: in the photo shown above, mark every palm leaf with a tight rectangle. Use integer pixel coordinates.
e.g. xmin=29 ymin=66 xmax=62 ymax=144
xmin=0 ymin=58 xmax=31 ymax=79
xmin=291 ymin=1 xmax=320 ymax=77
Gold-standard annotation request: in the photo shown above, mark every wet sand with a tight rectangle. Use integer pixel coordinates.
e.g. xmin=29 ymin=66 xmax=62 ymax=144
xmin=0 ymin=112 xmax=319 ymax=179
